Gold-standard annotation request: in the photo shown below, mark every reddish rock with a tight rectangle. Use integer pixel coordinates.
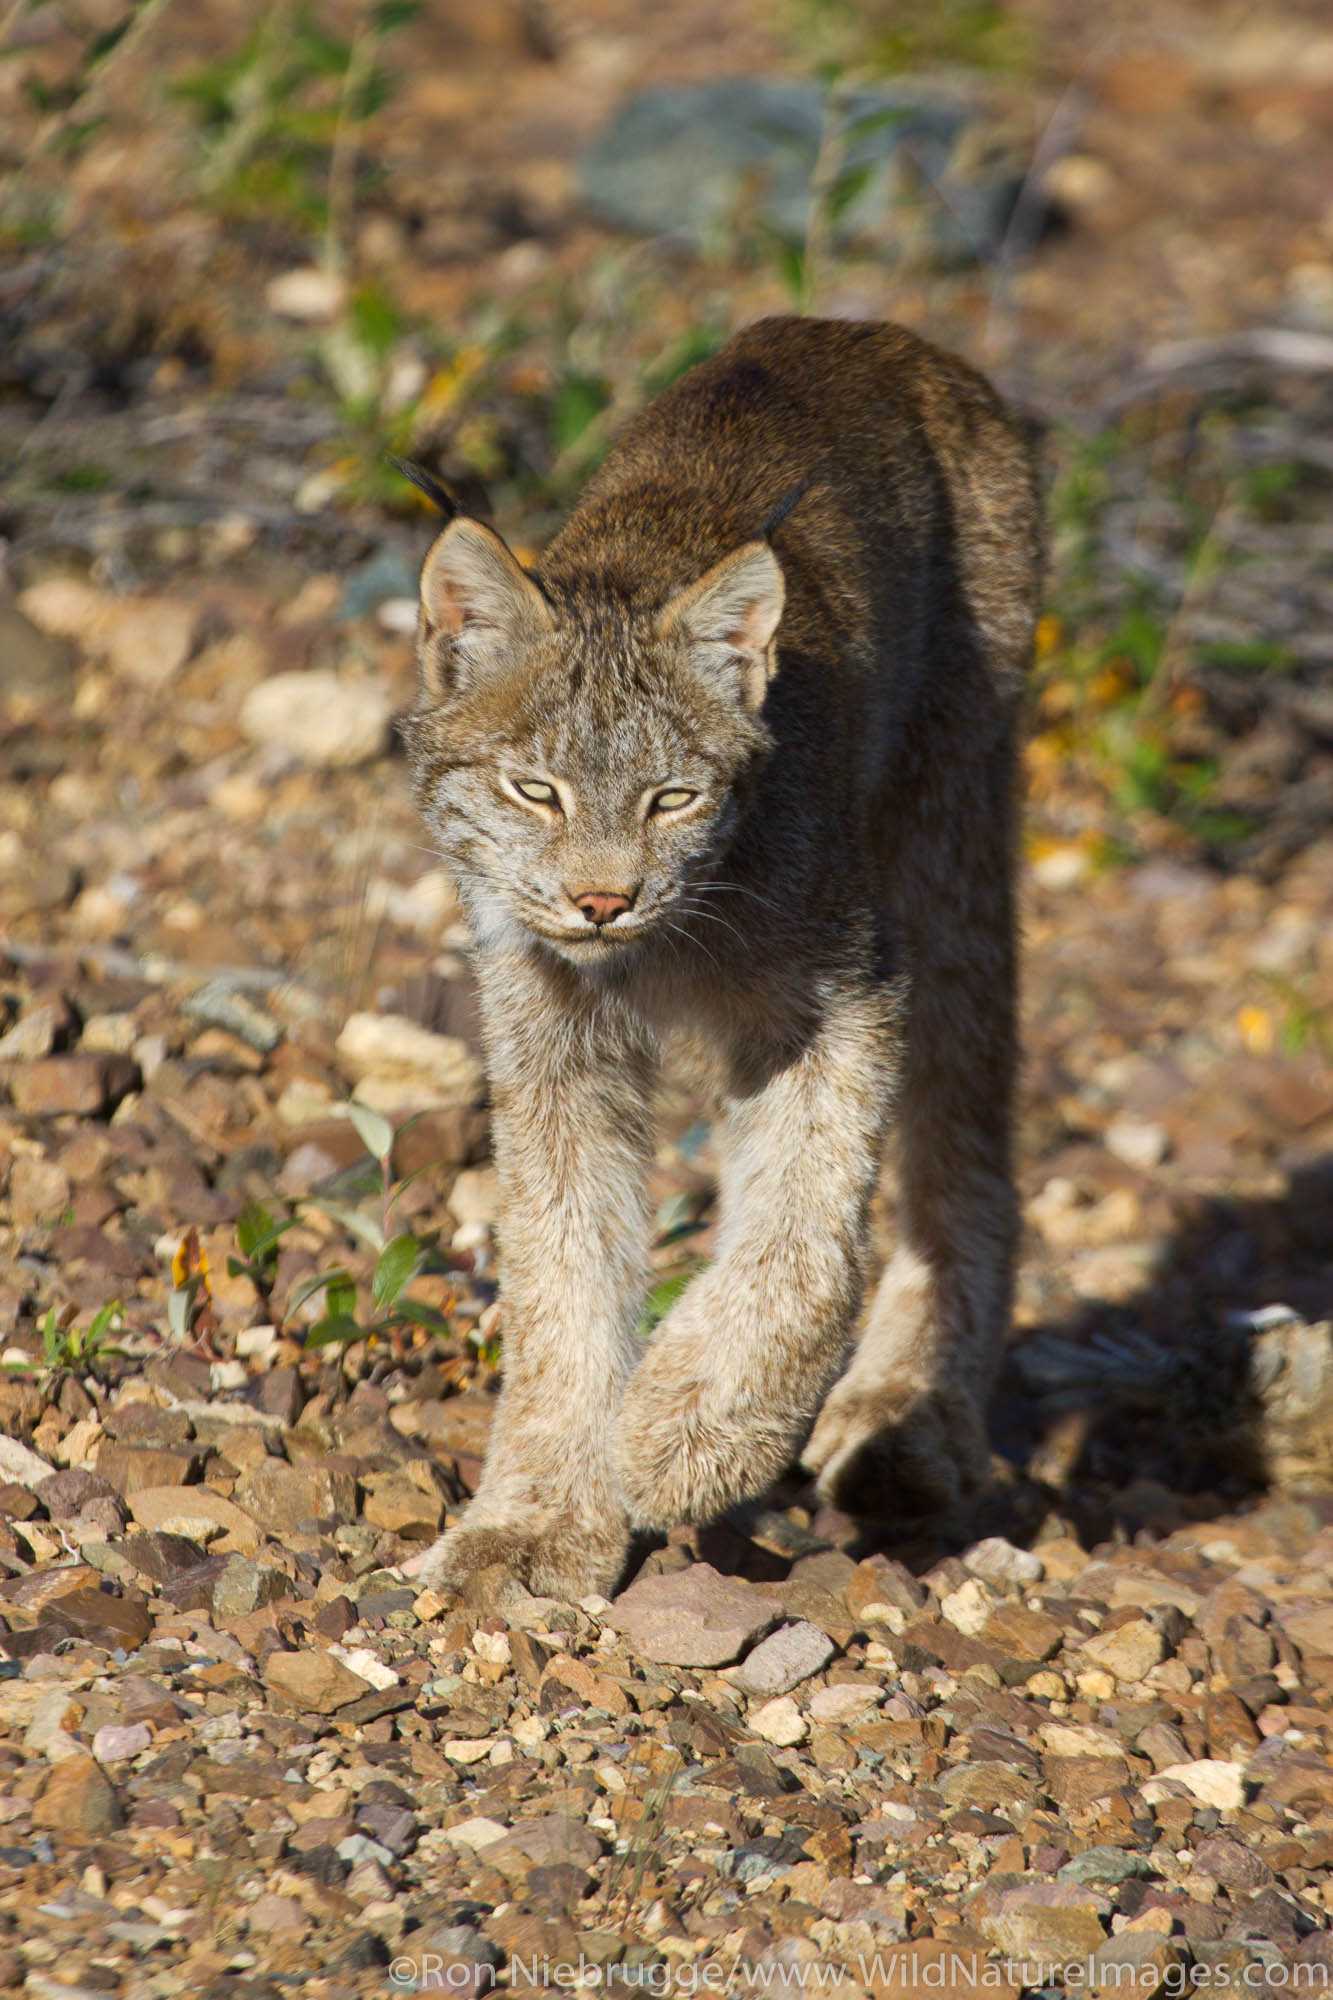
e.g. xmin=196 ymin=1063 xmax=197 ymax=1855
xmin=5 ymin=1054 xmax=138 ymax=1117
xmin=33 ymin=1755 xmax=121 ymax=1838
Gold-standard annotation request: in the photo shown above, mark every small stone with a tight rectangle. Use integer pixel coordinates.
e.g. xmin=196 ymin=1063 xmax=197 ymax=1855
xmin=1192 ymin=1837 xmax=1274 ymax=1892
xmin=7 ymin=1156 xmax=70 ymax=1227
xmin=443 ymin=1816 xmax=509 ymax=1852
xmin=844 ymin=1553 xmax=926 ymax=1624
xmin=263 ymin=1649 xmax=375 ymax=1714
xmin=239 ymin=669 xmax=390 ymax=768
xmin=606 ymin=1562 xmax=783 ymax=1667
xmin=266 ymin=265 xmax=346 ymax=321
xmin=0 ymin=1003 xmax=61 ymax=1061
xmin=41 ymin=1585 xmax=153 ymax=1650
xmin=941 ymin=1576 xmax=995 ymax=1635
xmin=33 ymin=1468 xmax=118 ymax=1521
xmin=1079 ymin=1619 xmax=1166 ymax=1684
xmin=127 ymin=1487 xmax=260 ymax=1551
xmin=5 ymin=1054 xmax=137 ymax=1118
xmin=983 ymin=1602 xmax=1065 ymax=1661
xmin=730 ymin=1620 xmax=835 ymax=1696
xmin=1059 ymin=1846 xmax=1157 ymax=1886
xmin=363 ymin=1478 xmax=444 ymax=1536
xmin=181 ymin=980 xmax=282 ymax=1054
xmin=102 ymin=598 xmax=198 ymax=688
xmin=1144 ymin=1761 xmax=1247 ymax=1812
xmin=33 ymin=1755 xmax=121 ymax=1837
xmin=808 ymin=1682 xmax=881 ymax=1726
xmin=1104 ymin=1118 xmax=1171 ymax=1170
xmin=1088 ymin=1932 xmax=1183 ymax=1998
xmin=749 ymin=1697 xmax=807 ymax=1746
xmin=211 ymin=1555 xmax=289 ymax=1620
xmin=247 ymin=1893 xmax=308 ymax=1935
xmin=92 ymin=1722 xmax=152 ymax=1763
xmin=95 ymin=1441 xmax=198 ymax=1496
xmin=444 ymin=1737 xmax=494 ymax=1765
xmin=963 ymin=1537 xmax=1044 ymax=1587
xmin=974 ymin=1882 xmax=1108 ymax=1960
xmin=233 ymin=1458 xmax=358 ymax=1530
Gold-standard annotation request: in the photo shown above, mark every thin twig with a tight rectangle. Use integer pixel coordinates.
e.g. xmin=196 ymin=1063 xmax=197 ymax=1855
xmin=28 ymin=0 xmax=175 ymax=162
xmin=323 ymin=0 xmax=375 ymax=277
xmin=1101 ymin=329 xmax=1333 ymax=418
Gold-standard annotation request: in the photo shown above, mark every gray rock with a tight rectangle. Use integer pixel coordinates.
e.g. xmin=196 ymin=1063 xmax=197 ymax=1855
xmin=1059 ymin=1846 xmax=1157 ymax=1886
xmin=731 ymin=1620 xmax=836 ymax=1696
xmin=581 ymin=78 xmax=1021 ymax=264
xmin=608 ymin=1561 xmax=783 ymax=1667
xmin=182 ymin=979 xmax=282 ymax=1054
xmin=211 ymin=1555 xmax=290 ymax=1621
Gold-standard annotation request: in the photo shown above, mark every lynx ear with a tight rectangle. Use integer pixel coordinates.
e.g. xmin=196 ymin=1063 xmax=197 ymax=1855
xmin=658 ymin=541 xmax=785 ymax=710
xmin=418 ymin=518 xmax=550 ymax=699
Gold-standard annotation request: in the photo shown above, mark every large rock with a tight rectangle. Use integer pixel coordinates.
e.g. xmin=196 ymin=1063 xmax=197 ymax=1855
xmin=335 ymin=1011 xmax=483 ymax=1116
xmin=581 ymin=80 xmax=1022 ymax=264
xmin=239 ymin=669 xmax=391 ymax=769
xmin=730 ymin=1620 xmax=835 ymax=1697
xmin=607 ymin=1562 xmax=783 ymax=1667
xmin=263 ymin=1648 xmax=375 ymax=1714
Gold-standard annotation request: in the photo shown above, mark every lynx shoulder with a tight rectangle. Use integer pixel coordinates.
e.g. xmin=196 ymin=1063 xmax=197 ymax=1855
xmin=404 ymin=316 xmax=1042 ymax=1602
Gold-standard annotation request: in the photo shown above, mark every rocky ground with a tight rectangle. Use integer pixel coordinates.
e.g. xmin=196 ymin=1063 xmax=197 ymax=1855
xmin=2 ymin=0 xmax=1333 ymax=1991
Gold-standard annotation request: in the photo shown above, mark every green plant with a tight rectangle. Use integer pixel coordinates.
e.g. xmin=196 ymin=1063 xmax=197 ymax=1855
xmin=176 ymin=0 xmax=420 ymax=229
xmin=639 ymin=1190 xmax=710 ymax=1336
xmin=290 ymin=1099 xmax=453 ymax=1352
xmin=227 ymin=1198 xmax=299 ymax=1304
xmin=12 ymin=1299 xmax=128 ymax=1375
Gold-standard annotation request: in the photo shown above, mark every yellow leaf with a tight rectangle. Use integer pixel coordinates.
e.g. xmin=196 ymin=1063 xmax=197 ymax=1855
xmin=1238 ymin=1004 xmax=1274 ymax=1056
xmin=1035 ymin=614 xmax=1063 ymax=659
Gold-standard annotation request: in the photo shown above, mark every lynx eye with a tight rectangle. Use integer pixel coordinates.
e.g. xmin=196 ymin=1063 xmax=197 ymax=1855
xmin=651 ymin=788 xmax=697 ymax=814
xmin=511 ymin=778 xmax=561 ymax=808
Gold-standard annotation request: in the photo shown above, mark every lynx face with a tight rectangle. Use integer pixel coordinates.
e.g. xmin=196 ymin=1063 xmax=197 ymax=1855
xmin=410 ymin=520 xmax=784 ymax=965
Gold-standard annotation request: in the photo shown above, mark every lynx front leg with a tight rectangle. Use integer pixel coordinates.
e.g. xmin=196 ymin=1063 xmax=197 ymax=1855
xmin=802 ymin=737 xmax=1020 ymax=1521
xmin=411 ymin=955 xmax=655 ymax=1600
xmin=615 ymin=989 xmax=898 ymax=1531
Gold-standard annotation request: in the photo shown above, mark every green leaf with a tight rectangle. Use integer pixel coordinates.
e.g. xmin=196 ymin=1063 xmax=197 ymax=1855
xmin=639 ymin=1265 xmax=699 ymax=1334
xmin=373 ymin=0 xmax=423 ymax=30
xmin=285 ymin=1267 xmax=353 ymax=1317
xmin=86 ymin=1300 xmax=123 ymax=1344
xmin=549 ymin=375 xmax=608 ymax=454
xmin=350 ymin=283 xmax=401 ymax=361
xmin=347 ymin=1099 xmax=395 ymax=1165
xmin=373 ymin=1233 xmax=421 ymax=1309
xmin=826 ymin=161 xmax=874 ymax=226
xmin=389 ymin=1298 xmax=449 ymax=1330
xmin=303 ymin=1196 xmax=386 ymax=1253
xmin=235 ymin=1199 xmax=273 ymax=1259
xmin=305 ymin=1314 xmax=368 ymax=1348
xmin=325 ymin=1272 xmax=358 ymax=1321
xmin=770 ymin=238 xmax=809 ymax=310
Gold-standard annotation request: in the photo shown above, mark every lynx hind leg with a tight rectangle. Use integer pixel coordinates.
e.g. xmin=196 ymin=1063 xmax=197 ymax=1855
xmin=802 ymin=735 xmax=1020 ymax=1523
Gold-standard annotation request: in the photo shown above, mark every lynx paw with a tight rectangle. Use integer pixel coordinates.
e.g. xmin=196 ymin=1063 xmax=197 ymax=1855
xmin=406 ymin=1512 xmax=629 ymax=1603
xmin=615 ymin=1374 xmax=801 ymax=1531
xmin=801 ymin=1375 xmax=989 ymax=1522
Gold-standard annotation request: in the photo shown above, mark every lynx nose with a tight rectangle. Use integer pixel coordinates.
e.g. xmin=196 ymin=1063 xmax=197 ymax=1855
xmin=572 ymin=890 xmax=634 ymax=927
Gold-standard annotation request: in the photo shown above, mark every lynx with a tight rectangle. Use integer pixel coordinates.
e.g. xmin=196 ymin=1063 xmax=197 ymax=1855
xmin=404 ymin=315 xmax=1042 ymax=1600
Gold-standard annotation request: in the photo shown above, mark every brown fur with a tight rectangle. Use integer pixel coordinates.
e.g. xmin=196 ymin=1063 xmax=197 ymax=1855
xmin=402 ymin=316 xmax=1042 ymax=1600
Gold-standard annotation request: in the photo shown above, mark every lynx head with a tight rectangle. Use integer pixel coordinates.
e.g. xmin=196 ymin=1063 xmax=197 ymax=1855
xmin=408 ymin=517 xmax=784 ymax=964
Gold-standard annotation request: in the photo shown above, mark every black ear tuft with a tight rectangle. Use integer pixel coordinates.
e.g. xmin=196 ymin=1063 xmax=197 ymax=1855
xmin=389 ymin=456 xmax=463 ymax=519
